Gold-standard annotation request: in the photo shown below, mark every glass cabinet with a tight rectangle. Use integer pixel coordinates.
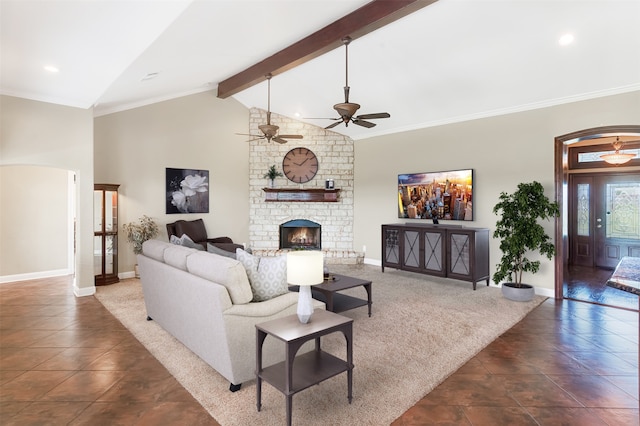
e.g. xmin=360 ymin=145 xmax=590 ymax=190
xmin=94 ymin=184 xmax=120 ymax=285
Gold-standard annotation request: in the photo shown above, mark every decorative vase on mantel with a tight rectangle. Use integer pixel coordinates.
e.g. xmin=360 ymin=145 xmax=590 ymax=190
xmin=269 ymin=178 xmax=276 ymax=188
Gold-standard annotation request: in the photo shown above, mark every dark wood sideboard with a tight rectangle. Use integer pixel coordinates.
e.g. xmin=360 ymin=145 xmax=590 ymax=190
xmin=381 ymin=223 xmax=490 ymax=290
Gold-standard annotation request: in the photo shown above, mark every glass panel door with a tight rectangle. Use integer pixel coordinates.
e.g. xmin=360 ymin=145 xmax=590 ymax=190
xmin=403 ymin=230 xmax=420 ymax=268
xmin=594 ymin=174 xmax=640 ymax=268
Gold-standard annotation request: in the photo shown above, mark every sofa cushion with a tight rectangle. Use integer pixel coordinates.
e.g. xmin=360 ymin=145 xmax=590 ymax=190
xmin=236 ymin=249 xmax=289 ymax=302
xmin=142 ymin=239 xmax=171 ymax=262
xmin=170 ymin=234 xmax=205 ymax=251
xmin=187 ymin=251 xmax=253 ymax=305
xmin=207 ymin=243 xmax=237 ymax=259
xmin=163 ymin=245 xmax=198 ymax=271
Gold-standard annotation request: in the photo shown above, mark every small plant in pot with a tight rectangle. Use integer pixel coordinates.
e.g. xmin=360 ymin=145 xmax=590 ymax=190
xmin=492 ymin=181 xmax=560 ymax=302
xmin=123 ymin=215 xmax=159 ymax=277
xmin=263 ymin=164 xmax=283 ymax=188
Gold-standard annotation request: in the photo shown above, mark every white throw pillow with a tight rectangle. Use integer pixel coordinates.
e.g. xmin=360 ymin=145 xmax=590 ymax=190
xmin=236 ymin=249 xmax=288 ymax=302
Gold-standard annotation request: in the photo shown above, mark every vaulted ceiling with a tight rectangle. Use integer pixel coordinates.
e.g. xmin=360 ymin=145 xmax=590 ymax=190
xmin=2 ymin=0 xmax=639 ymax=140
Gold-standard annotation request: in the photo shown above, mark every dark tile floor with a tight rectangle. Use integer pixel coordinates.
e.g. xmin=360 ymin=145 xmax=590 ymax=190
xmin=564 ymin=264 xmax=639 ymax=312
xmin=1 ymin=275 xmax=638 ymax=425
xmin=0 ymin=277 xmax=219 ymax=425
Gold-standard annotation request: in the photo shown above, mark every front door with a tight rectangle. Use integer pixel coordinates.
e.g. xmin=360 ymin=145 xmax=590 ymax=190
xmin=594 ymin=174 xmax=640 ymax=268
xmin=570 ymin=173 xmax=640 ymax=268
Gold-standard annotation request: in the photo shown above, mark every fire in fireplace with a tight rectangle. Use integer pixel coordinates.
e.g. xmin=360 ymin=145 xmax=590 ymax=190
xmin=279 ymin=219 xmax=321 ymax=250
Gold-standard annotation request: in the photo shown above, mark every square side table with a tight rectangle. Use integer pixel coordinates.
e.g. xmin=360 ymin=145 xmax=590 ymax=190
xmin=256 ymin=309 xmax=354 ymax=426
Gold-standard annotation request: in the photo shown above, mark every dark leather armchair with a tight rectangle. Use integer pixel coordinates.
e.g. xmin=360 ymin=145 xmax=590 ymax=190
xmin=166 ymin=219 xmax=242 ymax=253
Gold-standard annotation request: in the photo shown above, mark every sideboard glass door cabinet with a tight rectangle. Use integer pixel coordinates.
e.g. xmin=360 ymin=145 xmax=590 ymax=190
xmin=94 ymin=184 xmax=120 ymax=285
xmin=382 ymin=223 xmax=490 ymax=289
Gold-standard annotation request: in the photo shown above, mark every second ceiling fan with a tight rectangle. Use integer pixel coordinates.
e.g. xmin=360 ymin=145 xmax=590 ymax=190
xmin=237 ymin=74 xmax=303 ymax=144
xmin=318 ymin=36 xmax=390 ymax=130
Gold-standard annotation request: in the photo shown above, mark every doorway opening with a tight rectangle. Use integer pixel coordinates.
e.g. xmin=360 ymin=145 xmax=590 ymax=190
xmin=554 ymin=125 xmax=640 ymax=311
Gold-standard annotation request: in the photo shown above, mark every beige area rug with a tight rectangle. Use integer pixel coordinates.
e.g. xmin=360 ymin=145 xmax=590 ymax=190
xmin=95 ymin=264 xmax=545 ymax=425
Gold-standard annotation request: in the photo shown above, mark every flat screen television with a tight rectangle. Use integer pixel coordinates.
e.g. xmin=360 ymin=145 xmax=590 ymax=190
xmin=398 ymin=169 xmax=473 ymax=221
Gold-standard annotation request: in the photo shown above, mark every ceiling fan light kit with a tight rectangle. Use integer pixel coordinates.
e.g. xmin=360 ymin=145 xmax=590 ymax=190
xmin=239 ymin=36 xmax=390 ymax=140
xmin=324 ymin=36 xmax=390 ymax=129
xmin=304 ymin=36 xmax=390 ymax=130
xmin=236 ymin=74 xmax=303 ymax=144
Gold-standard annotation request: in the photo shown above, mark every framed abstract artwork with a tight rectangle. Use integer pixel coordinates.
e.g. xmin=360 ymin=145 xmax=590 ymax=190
xmin=166 ymin=168 xmax=209 ymax=214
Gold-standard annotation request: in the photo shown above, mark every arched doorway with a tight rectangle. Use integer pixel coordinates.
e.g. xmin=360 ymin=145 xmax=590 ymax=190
xmin=554 ymin=125 xmax=640 ymax=309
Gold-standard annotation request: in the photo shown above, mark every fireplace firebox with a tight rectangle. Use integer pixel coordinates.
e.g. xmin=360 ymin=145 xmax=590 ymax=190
xmin=279 ymin=219 xmax=321 ymax=250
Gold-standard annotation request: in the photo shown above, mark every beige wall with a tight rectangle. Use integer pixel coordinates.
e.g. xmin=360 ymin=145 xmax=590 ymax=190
xmin=3 ymin=89 xmax=638 ymax=296
xmin=0 ymin=165 xmax=70 ymax=277
xmin=94 ymin=91 xmax=250 ymax=273
xmin=353 ymin=91 xmax=640 ymax=292
xmin=0 ymin=95 xmax=94 ymax=294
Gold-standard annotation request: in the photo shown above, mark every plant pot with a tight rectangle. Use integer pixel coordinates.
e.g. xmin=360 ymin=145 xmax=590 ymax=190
xmin=501 ymin=282 xmax=535 ymax=302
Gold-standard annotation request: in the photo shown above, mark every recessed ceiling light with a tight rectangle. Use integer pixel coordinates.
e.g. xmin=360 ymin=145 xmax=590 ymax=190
xmin=558 ymin=33 xmax=574 ymax=46
xmin=44 ymin=65 xmax=59 ymax=73
xmin=141 ymin=72 xmax=159 ymax=81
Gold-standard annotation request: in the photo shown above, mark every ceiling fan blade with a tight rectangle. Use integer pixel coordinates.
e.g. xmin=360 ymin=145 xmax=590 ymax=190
xmin=352 ymin=119 xmax=376 ymax=128
xmin=357 ymin=112 xmax=390 ymax=120
xmin=325 ymin=121 xmax=342 ymax=130
xmin=245 ymin=136 xmax=265 ymax=142
xmin=236 ymin=132 xmax=265 ymax=139
xmin=278 ymin=134 xmax=303 ymax=139
xmin=273 ymin=137 xmax=288 ymax=144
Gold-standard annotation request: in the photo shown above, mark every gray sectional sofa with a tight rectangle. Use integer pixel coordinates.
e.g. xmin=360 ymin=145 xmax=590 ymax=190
xmin=137 ymin=239 xmax=325 ymax=391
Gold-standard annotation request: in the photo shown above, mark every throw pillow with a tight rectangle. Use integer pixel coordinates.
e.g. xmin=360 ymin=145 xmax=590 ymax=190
xmin=207 ymin=243 xmax=236 ymax=259
xmin=170 ymin=234 xmax=204 ymax=251
xmin=236 ymin=249 xmax=288 ymax=302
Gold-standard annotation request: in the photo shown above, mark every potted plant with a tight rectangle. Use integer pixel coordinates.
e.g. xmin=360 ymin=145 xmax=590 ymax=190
xmin=263 ymin=164 xmax=283 ymax=188
xmin=492 ymin=181 xmax=560 ymax=301
xmin=123 ymin=215 xmax=159 ymax=276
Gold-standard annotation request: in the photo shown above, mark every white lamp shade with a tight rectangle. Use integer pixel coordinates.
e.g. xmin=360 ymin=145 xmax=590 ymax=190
xmin=287 ymin=251 xmax=323 ymax=286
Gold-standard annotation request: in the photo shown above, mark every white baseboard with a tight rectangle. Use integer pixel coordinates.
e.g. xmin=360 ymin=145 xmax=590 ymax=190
xmin=119 ymin=271 xmax=136 ymax=279
xmin=535 ymin=287 xmax=555 ymax=298
xmin=363 ymin=257 xmax=381 ymax=267
xmin=74 ymin=283 xmax=95 ymax=297
xmin=0 ymin=269 xmax=70 ymax=284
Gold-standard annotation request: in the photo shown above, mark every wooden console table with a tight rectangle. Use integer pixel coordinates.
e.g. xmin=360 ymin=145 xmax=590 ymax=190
xmin=256 ymin=309 xmax=353 ymax=426
xmin=381 ymin=223 xmax=490 ymax=289
xmin=263 ymin=187 xmax=340 ymax=202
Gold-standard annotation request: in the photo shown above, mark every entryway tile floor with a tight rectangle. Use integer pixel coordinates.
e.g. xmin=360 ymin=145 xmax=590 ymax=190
xmin=393 ymin=298 xmax=639 ymax=425
xmin=1 ymin=276 xmax=638 ymax=425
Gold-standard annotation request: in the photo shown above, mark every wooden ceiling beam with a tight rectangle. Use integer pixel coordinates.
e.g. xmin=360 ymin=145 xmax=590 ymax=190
xmin=216 ymin=0 xmax=437 ymax=99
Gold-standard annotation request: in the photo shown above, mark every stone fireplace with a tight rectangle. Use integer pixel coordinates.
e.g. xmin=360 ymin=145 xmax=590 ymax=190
xmin=280 ymin=219 xmax=321 ymax=250
xmin=247 ymin=108 xmax=363 ymax=264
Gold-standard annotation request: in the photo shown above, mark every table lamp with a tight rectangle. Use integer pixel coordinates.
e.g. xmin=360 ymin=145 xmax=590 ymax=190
xmin=287 ymin=251 xmax=323 ymax=323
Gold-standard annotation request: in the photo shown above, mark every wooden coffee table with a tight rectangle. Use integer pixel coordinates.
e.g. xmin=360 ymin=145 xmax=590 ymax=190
xmin=291 ymin=273 xmax=372 ymax=317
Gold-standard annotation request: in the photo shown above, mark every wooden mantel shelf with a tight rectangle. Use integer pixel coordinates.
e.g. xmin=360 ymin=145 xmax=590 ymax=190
xmin=263 ymin=188 xmax=340 ymax=202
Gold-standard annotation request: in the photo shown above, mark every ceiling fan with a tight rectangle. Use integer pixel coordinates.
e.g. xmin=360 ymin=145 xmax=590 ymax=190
xmin=237 ymin=74 xmax=303 ymax=144
xmin=313 ymin=36 xmax=390 ymax=130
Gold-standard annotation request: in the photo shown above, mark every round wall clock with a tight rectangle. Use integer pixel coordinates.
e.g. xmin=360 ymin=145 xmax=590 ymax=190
xmin=282 ymin=147 xmax=319 ymax=184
